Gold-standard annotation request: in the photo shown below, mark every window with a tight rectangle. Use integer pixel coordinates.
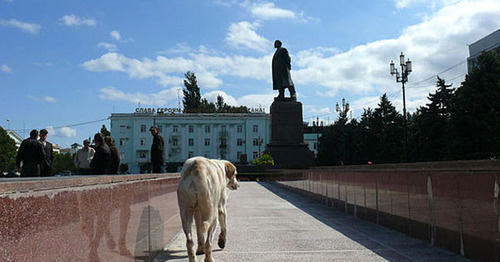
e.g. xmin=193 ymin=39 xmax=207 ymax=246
xmin=140 ymin=125 xmax=146 ymax=132
xmin=314 ymin=143 xmax=317 ymax=149
xmin=253 ymin=138 xmax=259 ymax=146
xmin=140 ymin=138 xmax=146 ymax=146
xmin=221 ymin=125 xmax=226 ymax=132
xmin=119 ymin=138 xmax=126 ymax=147
xmin=253 ymin=125 xmax=258 ymax=132
xmin=253 ymin=151 xmax=259 ymax=159
xmin=173 ymin=125 xmax=178 ymax=133
xmin=204 ymin=151 xmax=210 ymax=158
xmin=120 ymin=125 xmax=126 ymax=134
xmin=188 ymin=138 xmax=194 ymax=146
xmin=139 ymin=151 xmax=148 ymax=159
xmin=189 ymin=125 xmax=194 ymax=133
xmin=188 ymin=151 xmax=194 ymax=158
xmin=157 ymin=125 xmax=162 ymax=133
xmin=204 ymin=138 xmax=210 ymax=146
xmin=237 ymin=138 xmax=243 ymax=146
xmin=237 ymin=151 xmax=242 ymax=159
xmin=172 ymin=139 xmax=179 ymax=147
xmin=205 ymin=125 xmax=211 ymax=133
xmin=237 ymin=125 xmax=242 ymax=133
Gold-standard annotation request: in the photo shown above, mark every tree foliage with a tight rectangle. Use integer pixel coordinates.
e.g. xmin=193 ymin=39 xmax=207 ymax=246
xmin=0 ymin=126 xmax=17 ymax=172
xmin=317 ymin=52 xmax=500 ymax=165
xmin=182 ymin=71 xmax=249 ymax=113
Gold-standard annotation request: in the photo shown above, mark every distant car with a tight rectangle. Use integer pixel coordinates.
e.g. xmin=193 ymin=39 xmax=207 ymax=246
xmin=55 ymin=170 xmax=73 ymax=177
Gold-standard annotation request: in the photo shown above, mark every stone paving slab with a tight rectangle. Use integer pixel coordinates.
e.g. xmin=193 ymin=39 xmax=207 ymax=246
xmin=155 ymin=182 xmax=471 ymax=262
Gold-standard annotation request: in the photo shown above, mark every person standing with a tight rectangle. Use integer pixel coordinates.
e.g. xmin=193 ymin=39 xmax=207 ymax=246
xmin=149 ymin=126 xmax=165 ymax=173
xmin=16 ymin=129 xmax=44 ymax=177
xmin=105 ymin=136 xmax=121 ymax=174
xmin=39 ymin=129 xmax=54 ymax=176
xmin=74 ymin=139 xmax=95 ymax=175
xmin=90 ymin=133 xmax=111 ymax=175
xmin=272 ymin=40 xmax=296 ymax=100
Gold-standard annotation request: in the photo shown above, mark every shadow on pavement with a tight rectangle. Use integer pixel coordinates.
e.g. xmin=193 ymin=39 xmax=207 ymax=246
xmin=258 ymin=182 xmax=469 ymax=262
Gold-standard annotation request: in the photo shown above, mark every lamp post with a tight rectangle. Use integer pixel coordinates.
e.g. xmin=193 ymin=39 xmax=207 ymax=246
xmin=390 ymin=52 xmax=412 ymax=162
xmin=336 ymin=98 xmax=350 ymax=165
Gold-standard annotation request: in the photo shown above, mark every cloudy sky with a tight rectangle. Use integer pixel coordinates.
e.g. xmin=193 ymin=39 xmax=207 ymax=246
xmin=1 ymin=0 xmax=499 ymax=147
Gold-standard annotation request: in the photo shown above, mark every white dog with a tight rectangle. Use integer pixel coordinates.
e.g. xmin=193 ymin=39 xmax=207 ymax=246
xmin=177 ymin=157 xmax=239 ymax=262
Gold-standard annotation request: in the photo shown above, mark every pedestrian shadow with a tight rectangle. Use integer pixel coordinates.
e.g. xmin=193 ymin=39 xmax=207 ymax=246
xmin=258 ymin=182 xmax=468 ymax=262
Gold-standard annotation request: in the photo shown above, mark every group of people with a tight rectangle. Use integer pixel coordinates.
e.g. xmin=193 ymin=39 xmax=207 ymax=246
xmin=16 ymin=129 xmax=121 ymax=177
xmin=73 ymin=133 xmax=121 ymax=175
xmin=15 ymin=129 xmax=54 ymax=177
xmin=16 ymin=125 xmax=165 ymax=177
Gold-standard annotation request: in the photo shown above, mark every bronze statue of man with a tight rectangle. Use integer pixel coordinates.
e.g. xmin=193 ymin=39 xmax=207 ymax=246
xmin=272 ymin=40 xmax=296 ymax=100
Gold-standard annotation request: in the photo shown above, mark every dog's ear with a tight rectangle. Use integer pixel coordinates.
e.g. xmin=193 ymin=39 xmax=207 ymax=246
xmin=225 ymin=161 xmax=236 ymax=179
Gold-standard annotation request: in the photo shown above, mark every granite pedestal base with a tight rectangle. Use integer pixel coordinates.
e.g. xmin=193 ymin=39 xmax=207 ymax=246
xmin=266 ymin=98 xmax=314 ymax=167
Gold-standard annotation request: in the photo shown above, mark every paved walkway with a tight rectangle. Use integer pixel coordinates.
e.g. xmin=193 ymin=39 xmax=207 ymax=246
xmin=155 ymin=182 xmax=470 ymax=262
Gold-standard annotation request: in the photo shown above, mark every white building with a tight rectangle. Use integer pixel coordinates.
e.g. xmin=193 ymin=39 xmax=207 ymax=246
xmin=467 ymin=28 xmax=500 ymax=73
xmin=110 ymin=110 xmax=271 ymax=173
xmin=6 ymin=129 xmax=23 ymax=149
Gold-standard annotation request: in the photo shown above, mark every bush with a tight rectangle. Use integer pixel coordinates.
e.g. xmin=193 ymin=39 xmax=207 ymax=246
xmin=251 ymin=153 xmax=274 ymax=166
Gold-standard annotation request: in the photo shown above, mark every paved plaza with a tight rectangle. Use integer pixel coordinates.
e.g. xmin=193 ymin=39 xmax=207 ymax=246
xmin=155 ymin=182 xmax=470 ymax=262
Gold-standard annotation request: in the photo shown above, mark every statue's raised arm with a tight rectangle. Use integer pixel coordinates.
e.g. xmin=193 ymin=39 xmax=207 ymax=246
xmin=272 ymin=40 xmax=296 ymax=100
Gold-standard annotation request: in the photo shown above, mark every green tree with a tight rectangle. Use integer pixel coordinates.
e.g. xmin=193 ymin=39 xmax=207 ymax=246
xmin=53 ymin=153 xmax=78 ymax=174
xmin=100 ymin=124 xmax=111 ymax=137
xmin=372 ymin=94 xmax=404 ymax=163
xmin=450 ymin=52 xmax=500 ymax=159
xmin=183 ymin=71 xmax=202 ymax=112
xmin=0 ymin=126 xmax=17 ymax=172
xmin=410 ymin=76 xmax=455 ymax=161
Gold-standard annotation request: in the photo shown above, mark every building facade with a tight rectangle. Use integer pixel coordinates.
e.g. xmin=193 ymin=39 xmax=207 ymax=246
xmin=467 ymin=29 xmax=500 ymax=73
xmin=110 ymin=110 xmax=271 ymax=173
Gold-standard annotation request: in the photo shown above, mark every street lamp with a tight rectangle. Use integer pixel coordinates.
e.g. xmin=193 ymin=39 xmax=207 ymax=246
xmin=335 ymin=98 xmax=350 ymax=120
xmin=390 ymin=52 xmax=412 ymax=162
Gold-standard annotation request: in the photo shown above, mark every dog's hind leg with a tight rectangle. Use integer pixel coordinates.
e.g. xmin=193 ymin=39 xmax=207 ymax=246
xmin=180 ymin=207 xmax=196 ymax=262
xmin=195 ymin=209 xmax=205 ymax=255
xmin=204 ymin=217 xmax=217 ymax=262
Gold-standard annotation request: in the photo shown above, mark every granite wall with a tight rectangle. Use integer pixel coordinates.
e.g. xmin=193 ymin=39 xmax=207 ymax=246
xmin=0 ymin=174 xmax=181 ymax=262
xmin=276 ymin=160 xmax=500 ymax=261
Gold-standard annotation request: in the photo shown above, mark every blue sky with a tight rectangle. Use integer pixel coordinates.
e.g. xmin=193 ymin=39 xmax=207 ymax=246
xmin=1 ymin=0 xmax=499 ymax=148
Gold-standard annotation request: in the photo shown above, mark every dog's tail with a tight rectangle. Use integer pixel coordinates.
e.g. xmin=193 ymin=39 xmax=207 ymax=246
xmin=192 ymin=160 xmax=215 ymax=237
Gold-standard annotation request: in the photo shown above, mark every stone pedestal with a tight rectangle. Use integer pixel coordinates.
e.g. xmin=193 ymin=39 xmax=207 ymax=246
xmin=265 ymin=98 xmax=315 ymax=167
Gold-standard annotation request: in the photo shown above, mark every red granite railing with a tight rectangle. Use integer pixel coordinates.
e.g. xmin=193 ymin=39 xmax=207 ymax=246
xmin=0 ymin=173 xmax=181 ymax=262
xmin=276 ymin=160 xmax=500 ymax=261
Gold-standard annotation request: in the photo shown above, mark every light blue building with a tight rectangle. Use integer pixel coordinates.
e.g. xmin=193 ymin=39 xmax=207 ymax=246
xmin=110 ymin=110 xmax=270 ymax=173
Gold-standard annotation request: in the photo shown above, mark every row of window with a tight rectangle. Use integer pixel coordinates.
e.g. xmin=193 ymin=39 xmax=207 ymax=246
xmin=124 ymin=137 xmax=264 ymax=148
xmin=138 ymin=124 xmax=259 ymax=133
xmin=138 ymin=150 xmax=261 ymax=160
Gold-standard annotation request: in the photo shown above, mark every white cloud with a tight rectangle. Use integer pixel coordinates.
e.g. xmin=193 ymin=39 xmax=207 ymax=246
xmin=99 ymin=86 xmax=181 ymax=106
xmin=47 ymin=126 xmax=77 ymax=138
xmin=0 ymin=19 xmax=41 ymax=34
xmin=110 ymin=30 xmax=121 ymax=41
xmin=225 ymin=21 xmax=271 ymax=53
xmin=240 ymin=2 xmax=317 ymax=23
xmin=60 ymin=14 xmax=96 ymax=27
xmin=98 ymin=42 xmax=118 ymax=52
xmin=1 ymin=64 xmax=12 ymax=73
xmin=394 ymin=0 xmax=462 ymax=9
xmin=83 ymin=0 xmax=500 ymax=115
xmin=57 ymin=127 xmax=77 ymax=138
xmin=203 ymin=90 xmax=239 ymax=106
xmin=249 ymin=2 xmax=296 ymax=20
xmin=28 ymin=95 xmax=57 ymax=103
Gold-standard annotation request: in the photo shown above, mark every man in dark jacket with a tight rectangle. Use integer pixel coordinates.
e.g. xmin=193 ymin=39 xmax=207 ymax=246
xmin=90 ymin=133 xmax=111 ymax=175
xmin=16 ymin=129 xmax=44 ymax=177
xmin=150 ymin=126 xmax=164 ymax=173
xmin=272 ymin=40 xmax=296 ymax=100
xmin=39 ymin=129 xmax=54 ymax=176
